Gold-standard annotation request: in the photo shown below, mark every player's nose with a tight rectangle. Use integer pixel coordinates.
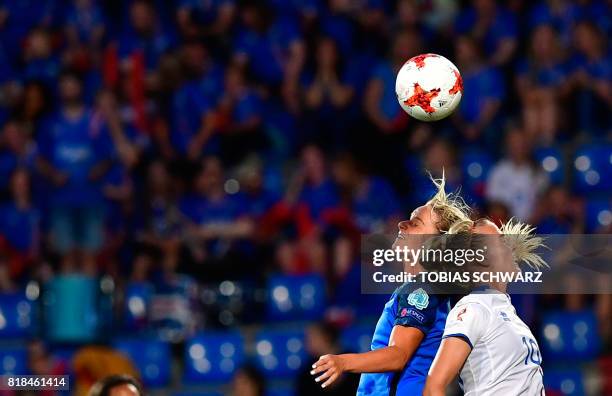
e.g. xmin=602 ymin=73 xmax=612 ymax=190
xmin=398 ymin=220 xmax=409 ymax=231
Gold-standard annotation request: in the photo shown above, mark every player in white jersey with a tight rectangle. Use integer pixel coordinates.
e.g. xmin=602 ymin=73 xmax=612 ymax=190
xmin=423 ymin=219 xmax=546 ymax=396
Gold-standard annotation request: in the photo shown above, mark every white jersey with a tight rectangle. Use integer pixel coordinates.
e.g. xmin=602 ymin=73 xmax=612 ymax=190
xmin=442 ymin=290 xmax=545 ymax=396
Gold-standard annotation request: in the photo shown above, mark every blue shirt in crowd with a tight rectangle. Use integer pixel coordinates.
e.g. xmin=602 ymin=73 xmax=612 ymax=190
xmin=38 ymin=109 xmax=113 ymax=207
xmin=0 ymin=202 xmax=39 ymax=253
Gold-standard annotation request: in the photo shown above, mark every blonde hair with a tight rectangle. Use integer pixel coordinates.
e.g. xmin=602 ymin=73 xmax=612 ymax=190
xmin=501 ymin=219 xmax=548 ymax=269
xmin=426 ymin=171 xmax=472 ymax=232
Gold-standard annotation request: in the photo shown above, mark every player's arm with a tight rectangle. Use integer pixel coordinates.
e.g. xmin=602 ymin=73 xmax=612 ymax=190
xmin=425 ymin=301 xmax=489 ymax=396
xmin=311 ymin=325 xmax=424 ymax=388
xmin=422 ymin=337 xmax=471 ymax=396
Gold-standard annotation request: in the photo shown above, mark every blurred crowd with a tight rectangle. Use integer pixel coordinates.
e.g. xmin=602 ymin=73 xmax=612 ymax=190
xmin=0 ymin=0 xmax=610 ymax=393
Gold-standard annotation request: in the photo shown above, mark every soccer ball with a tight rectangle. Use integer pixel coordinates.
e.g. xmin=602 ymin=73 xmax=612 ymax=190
xmin=395 ymin=53 xmax=463 ymax=122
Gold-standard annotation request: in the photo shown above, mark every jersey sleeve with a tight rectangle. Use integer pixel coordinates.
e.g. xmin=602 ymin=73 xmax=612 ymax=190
xmin=442 ymin=302 xmax=490 ymax=349
xmin=393 ymin=287 xmax=441 ymax=335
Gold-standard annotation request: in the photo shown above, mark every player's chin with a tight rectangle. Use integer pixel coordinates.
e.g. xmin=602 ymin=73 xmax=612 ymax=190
xmin=391 ymin=237 xmax=406 ymax=250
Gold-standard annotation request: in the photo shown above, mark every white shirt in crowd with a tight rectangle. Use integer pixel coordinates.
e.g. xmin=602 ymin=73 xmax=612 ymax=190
xmin=486 ymin=160 xmax=548 ymax=221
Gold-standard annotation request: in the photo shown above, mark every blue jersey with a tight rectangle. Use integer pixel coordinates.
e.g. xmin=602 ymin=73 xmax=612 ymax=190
xmin=357 ymin=282 xmax=450 ymax=396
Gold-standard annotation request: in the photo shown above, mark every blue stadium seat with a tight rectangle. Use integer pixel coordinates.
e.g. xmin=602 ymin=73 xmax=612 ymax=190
xmin=585 ymin=199 xmax=611 ymax=232
xmin=184 ymin=331 xmax=244 ymax=383
xmin=540 ymin=310 xmax=601 ymax=362
xmin=172 ymin=393 xmax=223 ymax=396
xmin=0 ymin=292 xmax=35 ymax=338
xmin=0 ymin=346 xmax=28 ymax=375
xmin=254 ymin=329 xmax=306 ymax=379
xmin=123 ymin=282 xmax=154 ymax=331
xmin=267 ymin=274 xmax=326 ymax=321
xmin=572 ymin=144 xmax=612 ymax=194
xmin=113 ymin=338 xmax=171 ymax=388
xmin=544 ymin=369 xmax=585 ymax=396
xmin=535 ymin=147 xmax=565 ymax=185
xmin=341 ymin=324 xmax=374 ymax=353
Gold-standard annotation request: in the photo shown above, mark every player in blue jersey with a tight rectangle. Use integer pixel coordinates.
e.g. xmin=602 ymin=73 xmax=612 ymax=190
xmin=310 ymin=175 xmax=471 ymax=395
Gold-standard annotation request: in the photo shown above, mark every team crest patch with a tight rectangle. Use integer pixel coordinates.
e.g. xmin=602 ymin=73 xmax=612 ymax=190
xmin=407 ymin=288 xmax=429 ymax=310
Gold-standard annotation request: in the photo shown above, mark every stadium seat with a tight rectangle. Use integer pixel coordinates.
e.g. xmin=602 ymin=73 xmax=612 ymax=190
xmin=540 ymin=310 xmax=601 ymax=362
xmin=172 ymin=392 xmax=223 ymax=396
xmin=0 ymin=346 xmax=28 ymax=375
xmin=113 ymin=338 xmax=171 ymax=388
xmin=584 ymin=199 xmax=611 ymax=233
xmin=544 ymin=368 xmax=585 ymax=396
xmin=572 ymin=144 xmax=612 ymax=194
xmin=184 ymin=331 xmax=245 ymax=383
xmin=534 ymin=147 xmax=565 ymax=185
xmin=341 ymin=324 xmax=374 ymax=353
xmin=0 ymin=292 xmax=35 ymax=338
xmin=123 ymin=282 xmax=154 ymax=331
xmin=254 ymin=329 xmax=306 ymax=378
xmin=267 ymin=274 xmax=326 ymax=321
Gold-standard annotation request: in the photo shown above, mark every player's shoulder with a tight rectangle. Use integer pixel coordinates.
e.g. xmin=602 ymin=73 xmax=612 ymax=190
xmin=452 ymin=292 xmax=496 ymax=315
xmin=395 ymin=281 xmax=447 ymax=310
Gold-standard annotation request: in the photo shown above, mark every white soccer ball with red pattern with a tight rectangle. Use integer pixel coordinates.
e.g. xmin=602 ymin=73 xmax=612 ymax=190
xmin=395 ymin=53 xmax=463 ymax=122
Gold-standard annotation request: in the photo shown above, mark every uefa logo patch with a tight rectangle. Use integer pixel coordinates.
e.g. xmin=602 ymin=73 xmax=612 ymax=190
xmin=407 ymin=288 xmax=429 ymax=310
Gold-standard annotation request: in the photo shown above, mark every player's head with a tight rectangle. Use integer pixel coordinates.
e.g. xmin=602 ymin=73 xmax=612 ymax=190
xmin=87 ymin=374 xmax=143 ymax=396
xmin=500 ymin=219 xmax=547 ymax=270
xmin=473 ymin=219 xmax=518 ymax=277
xmin=420 ymin=219 xmax=486 ymax=293
xmin=394 ymin=172 xmax=471 ymax=250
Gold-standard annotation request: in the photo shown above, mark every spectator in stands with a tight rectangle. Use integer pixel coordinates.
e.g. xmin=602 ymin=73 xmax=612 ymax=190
xmin=516 ymin=24 xmax=569 ymax=144
xmin=28 ymin=339 xmax=68 ymax=396
xmin=454 ymin=0 xmax=518 ymax=66
xmin=297 ymin=322 xmax=359 ymax=395
xmin=331 ymin=153 xmax=400 ymax=234
xmin=531 ymin=186 xmax=584 ymax=233
xmin=14 ymin=81 xmax=50 ymax=137
xmin=231 ymin=365 xmax=266 ymax=396
xmin=181 ymin=157 xmax=255 ymax=278
xmin=0 ymin=120 xmax=37 ymax=182
xmin=37 ymin=71 xmax=113 ymax=274
xmin=364 ymin=30 xmax=419 ymax=135
xmin=170 ymin=41 xmax=221 ymax=160
xmin=569 ymin=21 xmax=612 ymax=135
xmin=453 ymin=35 xmax=504 ymax=146
xmin=135 ymin=160 xmax=183 ymax=273
xmin=118 ymin=0 xmax=176 ymax=71
xmin=486 ymin=126 xmax=548 ymax=221
xmin=233 ymin=2 xmax=305 ymax=91
xmin=301 ymin=37 xmax=356 ymax=148
xmin=22 ymin=28 xmax=60 ymax=88
xmin=176 ymin=0 xmax=236 ymax=39
xmin=215 ymin=65 xmax=265 ymax=165
xmin=65 ymin=0 xmax=106 ymax=49
xmin=286 ymin=145 xmax=339 ymax=237
xmin=362 ymin=29 xmax=420 ymax=182
xmin=0 ymin=168 xmax=39 ymax=280
xmin=235 ymin=156 xmax=286 ymax=240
